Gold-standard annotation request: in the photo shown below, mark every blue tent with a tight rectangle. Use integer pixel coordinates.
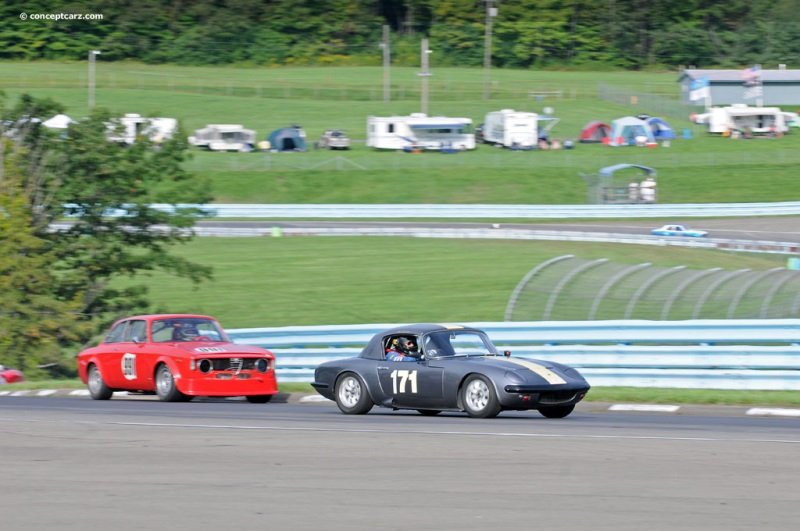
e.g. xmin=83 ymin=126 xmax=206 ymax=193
xmin=267 ymin=127 xmax=308 ymax=151
xmin=608 ymin=116 xmax=655 ymax=146
xmin=647 ymin=117 xmax=676 ymax=140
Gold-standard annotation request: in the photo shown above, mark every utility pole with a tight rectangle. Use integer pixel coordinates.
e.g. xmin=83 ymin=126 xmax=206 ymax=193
xmin=88 ymin=50 xmax=101 ymax=109
xmin=381 ymin=25 xmax=391 ymax=103
xmin=483 ymin=1 xmax=498 ymax=100
xmin=419 ymin=38 xmax=432 ymax=114
xmin=756 ymin=63 xmax=763 ymax=108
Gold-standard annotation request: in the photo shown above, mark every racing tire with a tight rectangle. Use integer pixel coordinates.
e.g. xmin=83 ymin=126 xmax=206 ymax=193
xmin=334 ymin=373 xmax=373 ymax=415
xmin=87 ymin=364 xmax=113 ymax=400
xmin=416 ymin=409 xmax=442 ymax=416
xmin=154 ymin=363 xmax=189 ymax=402
xmin=245 ymin=395 xmax=274 ymax=404
xmin=461 ymin=375 xmax=501 ymax=419
xmin=538 ymin=405 xmax=575 ymax=419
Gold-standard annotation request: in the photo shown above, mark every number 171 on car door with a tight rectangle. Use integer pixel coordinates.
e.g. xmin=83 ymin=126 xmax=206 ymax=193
xmin=391 ymin=370 xmax=418 ymax=394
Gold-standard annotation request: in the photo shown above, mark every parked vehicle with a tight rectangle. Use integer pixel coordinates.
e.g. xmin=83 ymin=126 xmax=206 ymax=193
xmin=482 ymin=109 xmax=538 ymax=149
xmin=106 ymin=113 xmax=177 ymax=145
xmin=367 ymin=113 xmax=475 ymax=151
xmin=693 ymin=104 xmax=797 ymax=135
xmin=482 ymin=109 xmax=561 ymax=149
xmin=188 ymin=124 xmax=256 ymax=152
xmin=316 ymin=129 xmax=350 ymax=150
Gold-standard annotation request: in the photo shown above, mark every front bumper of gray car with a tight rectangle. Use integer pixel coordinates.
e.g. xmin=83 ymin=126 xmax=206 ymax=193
xmin=502 ymin=385 xmax=590 ymax=407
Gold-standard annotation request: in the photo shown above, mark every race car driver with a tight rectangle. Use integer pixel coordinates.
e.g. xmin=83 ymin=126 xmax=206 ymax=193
xmin=386 ymin=336 xmax=419 ymax=362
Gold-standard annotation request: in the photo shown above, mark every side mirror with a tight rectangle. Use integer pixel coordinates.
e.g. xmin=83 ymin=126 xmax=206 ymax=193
xmin=504 ymin=350 xmax=511 ymax=358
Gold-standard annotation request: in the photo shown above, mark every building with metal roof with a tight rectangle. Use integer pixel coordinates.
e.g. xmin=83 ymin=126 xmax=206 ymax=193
xmin=678 ymin=67 xmax=800 ymax=106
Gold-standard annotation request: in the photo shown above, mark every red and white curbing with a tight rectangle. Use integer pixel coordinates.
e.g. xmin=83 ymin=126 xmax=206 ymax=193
xmin=746 ymin=407 xmax=800 ymax=417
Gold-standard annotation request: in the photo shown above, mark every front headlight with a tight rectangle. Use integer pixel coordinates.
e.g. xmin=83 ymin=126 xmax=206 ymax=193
xmin=255 ymin=358 xmax=269 ymax=373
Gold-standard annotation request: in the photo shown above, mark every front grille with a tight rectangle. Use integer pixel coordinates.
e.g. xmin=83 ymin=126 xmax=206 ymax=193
xmin=206 ymin=358 xmax=268 ymax=372
xmin=539 ymin=390 xmax=579 ymax=405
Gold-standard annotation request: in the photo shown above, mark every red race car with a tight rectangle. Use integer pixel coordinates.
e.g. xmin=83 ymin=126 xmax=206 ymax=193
xmin=77 ymin=314 xmax=278 ymax=402
xmin=0 ymin=365 xmax=25 ymax=384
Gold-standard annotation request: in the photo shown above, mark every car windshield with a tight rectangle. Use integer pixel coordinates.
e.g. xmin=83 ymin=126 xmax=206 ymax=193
xmin=151 ymin=318 xmax=227 ymax=343
xmin=422 ymin=330 xmax=498 ymax=358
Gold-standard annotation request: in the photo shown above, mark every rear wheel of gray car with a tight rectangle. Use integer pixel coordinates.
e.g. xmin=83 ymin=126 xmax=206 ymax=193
xmin=335 ymin=373 xmax=373 ymax=415
xmin=461 ymin=375 xmax=501 ymax=419
xmin=155 ymin=364 xmax=188 ymax=402
xmin=87 ymin=364 xmax=113 ymax=400
xmin=538 ymin=405 xmax=575 ymax=419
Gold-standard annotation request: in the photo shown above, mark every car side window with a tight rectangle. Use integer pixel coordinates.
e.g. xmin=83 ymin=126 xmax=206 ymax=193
xmin=127 ymin=320 xmax=147 ymax=343
xmin=151 ymin=321 xmax=175 ymax=343
xmin=384 ymin=335 xmax=420 ymax=360
xmin=104 ymin=321 xmax=129 ymax=344
xmin=423 ymin=334 xmax=454 ymax=357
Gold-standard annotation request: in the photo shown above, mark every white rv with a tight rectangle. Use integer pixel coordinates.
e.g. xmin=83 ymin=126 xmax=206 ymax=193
xmin=188 ymin=124 xmax=257 ymax=152
xmin=107 ymin=113 xmax=178 ymax=145
xmin=482 ymin=109 xmax=539 ymax=149
xmin=694 ymin=105 xmax=798 ymax=135
xmin=366 ymin=113 xmax=475 ymax=151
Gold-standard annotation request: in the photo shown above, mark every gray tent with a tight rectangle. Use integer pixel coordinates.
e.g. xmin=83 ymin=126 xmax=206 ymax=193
xmin=608 ymin=116 xmax=655 ymax=146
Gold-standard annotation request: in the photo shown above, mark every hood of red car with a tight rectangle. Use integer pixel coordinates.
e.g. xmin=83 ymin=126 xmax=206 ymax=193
xmin=173 ymin=342 xmax=273 ymax=357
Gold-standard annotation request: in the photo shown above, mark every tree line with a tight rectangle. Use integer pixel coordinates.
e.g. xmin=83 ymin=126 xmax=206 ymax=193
xmin=3 ymin=0 xmax=800 ymax=70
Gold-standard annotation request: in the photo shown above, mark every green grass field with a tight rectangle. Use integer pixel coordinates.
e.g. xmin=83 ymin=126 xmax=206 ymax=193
xmin=3 ymin=62 xmax=799 ymax=205
xmin=6 ymin=63 xmax=800 ymax=204
xmin=114 ymin=237 xmax=786 ymax=327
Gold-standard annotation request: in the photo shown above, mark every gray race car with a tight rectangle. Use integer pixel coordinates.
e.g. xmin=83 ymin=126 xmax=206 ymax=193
xmin=311 ymin=323 xmax=590 ymax=419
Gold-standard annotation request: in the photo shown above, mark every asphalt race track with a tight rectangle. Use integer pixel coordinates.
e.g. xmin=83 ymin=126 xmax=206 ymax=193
xmin=1 ymin=397 xmax=798 ymax=530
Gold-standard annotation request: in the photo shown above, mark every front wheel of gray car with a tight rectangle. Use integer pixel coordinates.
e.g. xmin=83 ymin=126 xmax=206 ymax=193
xmin=538 ymin=405 xmax=575 ymax=419
xmin=461 ymin=375 xmax=501 ymax=419
xmin=335 ymin=373 xmax=373 ymax=415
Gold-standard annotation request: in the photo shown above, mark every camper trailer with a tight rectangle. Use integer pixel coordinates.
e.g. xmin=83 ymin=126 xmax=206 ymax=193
xmin=366 ymin=114 xmax=475 ymax=151
xmin=482 ymin=109 xmax=539 ymax=149
xmin=482 ymin=109 xmax=560 ymax=149
xmin=188 ymin=124 xmax=257 ymax=152
xmin=107 ymin=113 xmax=177 ymax=145
xmin=694 ymin=105 xmax=798 ymax=135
